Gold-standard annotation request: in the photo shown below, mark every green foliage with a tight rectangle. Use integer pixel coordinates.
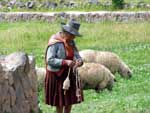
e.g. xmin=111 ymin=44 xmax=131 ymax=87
xmin=112 ymin=0 xmax=124 ymax=9
xmin=0 ymin=21 xmax=150 ymax=113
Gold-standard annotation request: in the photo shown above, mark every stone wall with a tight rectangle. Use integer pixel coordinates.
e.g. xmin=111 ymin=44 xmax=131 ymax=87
xmin=0 ymin=11 xmax=150 ymax=22
xmin=0 ymin=52 xmax=38 ymax=113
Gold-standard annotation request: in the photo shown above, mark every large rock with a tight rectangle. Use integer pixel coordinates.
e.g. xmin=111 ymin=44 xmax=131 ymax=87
xmin=0 ymin=52 xmax=38 ymax=113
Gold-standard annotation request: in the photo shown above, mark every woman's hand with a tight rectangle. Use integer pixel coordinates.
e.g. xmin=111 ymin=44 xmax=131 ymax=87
xmin=73 ymin=60 xmax=83 ymax=72
xmin=75 ymin=60 xmax=83 ymax=67
xmin=64 ymin=60 xmax=76 ymax=67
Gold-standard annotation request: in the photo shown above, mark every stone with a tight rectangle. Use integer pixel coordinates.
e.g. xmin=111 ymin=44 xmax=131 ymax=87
xmin=64 ymin=1 xmax=77 ymax=8
xmin=88 ymin=0 xmax=99 ymax=4
xmin=44 ymin=1 xmax=57 ymax=9
xmin=10 ymin=0 xmax=16 ymax=5
xmin=9 ymin=87 xmax=16 ymax=106
xmin=25 ymin=1 xmax=35 ymax=9
xmin=0 ymin=3 xmax=3 ymax=9
xmin=0 ymin=52 xmax=38 ymax=113
xmin=5 ymin=52 xmax=30 ymax=73
xmin=16 ymin=1 xmax=25 ymax=8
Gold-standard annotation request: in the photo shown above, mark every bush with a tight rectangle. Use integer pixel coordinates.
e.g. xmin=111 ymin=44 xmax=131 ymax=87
xmin=112 ymin=0 xmax=124 ymax=9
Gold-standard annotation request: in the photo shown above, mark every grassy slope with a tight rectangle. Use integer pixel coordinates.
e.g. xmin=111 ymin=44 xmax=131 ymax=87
xmin=0 ymin=21 xmax=150 ymax=113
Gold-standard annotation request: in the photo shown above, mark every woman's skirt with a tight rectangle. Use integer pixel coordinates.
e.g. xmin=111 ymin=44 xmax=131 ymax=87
xmin=45 ymin=67 xmax=84 ymax=107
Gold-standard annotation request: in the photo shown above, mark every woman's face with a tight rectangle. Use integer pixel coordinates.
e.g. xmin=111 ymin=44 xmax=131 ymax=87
xmin=64 ymin=32 xmax=75 ymax=41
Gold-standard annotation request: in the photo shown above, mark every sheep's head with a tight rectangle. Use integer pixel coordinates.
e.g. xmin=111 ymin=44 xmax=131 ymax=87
xmin=119 ymin=62 xmax=132 ymax=78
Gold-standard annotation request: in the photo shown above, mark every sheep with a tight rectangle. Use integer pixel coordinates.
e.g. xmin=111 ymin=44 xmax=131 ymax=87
xmin=79 ymin=49 xmax=132 ymax=78
xmin=35 ymin=64 xmax=115 ymax=92
xmin=35 ymin=67 xmax=46 ymax=87
xmin=78 ymin=63 xmax=115 ymax=92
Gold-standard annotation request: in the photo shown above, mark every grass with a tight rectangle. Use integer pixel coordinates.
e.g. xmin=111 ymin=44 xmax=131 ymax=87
xmin=0 ymin=21 xmax=150 ymax=113
xmin=0 ymin=0 xmax=150 ymax=12
xmin=9 ymin=0 xmax=150 ymax=4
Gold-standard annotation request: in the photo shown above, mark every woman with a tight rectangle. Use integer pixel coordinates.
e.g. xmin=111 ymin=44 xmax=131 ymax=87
xmin=45 ymin=19 xmax=84 ymax=113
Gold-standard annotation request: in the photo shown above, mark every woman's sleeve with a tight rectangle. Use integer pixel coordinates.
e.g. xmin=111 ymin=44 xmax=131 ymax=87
xmin=46 ymin=44 xmax=64 ymax=67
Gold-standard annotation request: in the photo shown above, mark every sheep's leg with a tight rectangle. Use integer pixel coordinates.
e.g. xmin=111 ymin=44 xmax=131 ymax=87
xmin=95 ymin=82 xmax=107 ymax=93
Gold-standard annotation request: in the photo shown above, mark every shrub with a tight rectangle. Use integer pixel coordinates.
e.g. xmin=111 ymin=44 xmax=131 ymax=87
xmin=112 ymin=0 xmax=124 ymax=9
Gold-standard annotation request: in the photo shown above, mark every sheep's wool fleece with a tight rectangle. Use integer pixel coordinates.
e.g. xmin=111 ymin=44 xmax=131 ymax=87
xmin=78 ymin=63 xmax=115 ymax=89
xmin=79 ymin=50 xmax=123 ymax=74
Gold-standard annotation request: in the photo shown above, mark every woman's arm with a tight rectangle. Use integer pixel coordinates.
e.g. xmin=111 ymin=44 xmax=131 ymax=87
xmin=46 ymin=44 xmax=64 ymax=67
xmin=46 ymin=43 xmax=76 ymax=68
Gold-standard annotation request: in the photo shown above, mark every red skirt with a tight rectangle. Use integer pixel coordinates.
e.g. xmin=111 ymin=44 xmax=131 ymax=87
xmin=45 ymin=67 xmax=84 ymax=107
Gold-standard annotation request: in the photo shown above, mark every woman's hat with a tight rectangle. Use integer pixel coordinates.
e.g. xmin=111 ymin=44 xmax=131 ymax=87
xmin=61 ymin=19 xmax=82 ymax=37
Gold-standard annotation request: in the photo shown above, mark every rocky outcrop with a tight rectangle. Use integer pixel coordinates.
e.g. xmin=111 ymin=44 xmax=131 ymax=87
xmin=0 ymin=52 xmax=38 ymax=113
xmin=0 ymin=11 xmax=150 ymax=22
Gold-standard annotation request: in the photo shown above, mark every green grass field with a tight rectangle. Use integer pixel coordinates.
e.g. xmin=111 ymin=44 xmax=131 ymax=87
xmin=0 ymin=21 xmax=150 ymax=113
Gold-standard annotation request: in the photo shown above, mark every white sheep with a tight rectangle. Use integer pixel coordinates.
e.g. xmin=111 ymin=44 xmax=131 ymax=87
xmin=35 ymin=67 xmax=46 ymax=86
xmin=79 ymin=49 xmax=132 ymax=78
xmin=78 ymin=63 xmax=115 ymax=92
xmin=35 ymin=64 xmax=115 ymax=92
